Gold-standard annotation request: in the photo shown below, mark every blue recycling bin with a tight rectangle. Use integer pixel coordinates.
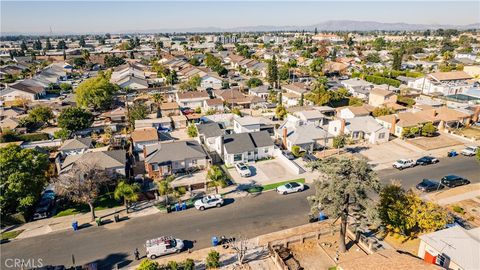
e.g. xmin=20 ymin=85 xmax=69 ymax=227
xmin=319 ymin=212 xmax=327 ymax=221
xmin=175 ymin=203 xmax=180 ymax=212
xmin=182 ymin=202 xmax=187 ymax=210
xmin=72 ymin=221 xmax=78 ymax=231
xmin=211 ymin=236 xmax=219 ymax=247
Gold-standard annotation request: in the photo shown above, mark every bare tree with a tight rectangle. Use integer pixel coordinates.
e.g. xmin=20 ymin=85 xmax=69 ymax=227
xmin=53 ymin=162 xmax=112 ymax=221
xmin=231 ymin=236 xmax=252 ymax=265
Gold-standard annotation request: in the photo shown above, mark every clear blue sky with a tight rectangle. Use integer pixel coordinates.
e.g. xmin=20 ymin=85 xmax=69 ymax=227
xmin=1 ymin=1 xmax=479 ymax=34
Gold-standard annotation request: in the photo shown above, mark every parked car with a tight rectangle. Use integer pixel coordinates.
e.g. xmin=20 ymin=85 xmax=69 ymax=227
xmin=441 ymin=175 xmax=470 ymax=188
xmin=461 ymin=146 xmax=478 ymax=156
xmin=194 ymin=194 xmax=224 ymax=211
xmin=302 ymin=153 xmax=318 ymax=162
xmin=282 ymin=150 xmax=295 ymax=160
xmin=32 ymin=189 xmax=56 ymax=221
xmin=145 ymin=236 xmax=184 ymax=259
xmin=416 ymin=179 xmax=444 ymax=192
xmin=416 ymin=156 xmax=439 ymax=166
xmin=392 ymin=159 xmax=416 ymax=170
xmin=235 ymin=162 xmax=251 ymax=177
xmin=276 ymin=182 xmax=305 ymax=195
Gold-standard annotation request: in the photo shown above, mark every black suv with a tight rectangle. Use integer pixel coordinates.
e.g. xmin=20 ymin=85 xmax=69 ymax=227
xmin=416 ymin=156 xmax=439 ymax=166
xmin=441 ymin=175 xmax=470 ymax=188
xmin=416 ymin=179 xmax=444 ymax=192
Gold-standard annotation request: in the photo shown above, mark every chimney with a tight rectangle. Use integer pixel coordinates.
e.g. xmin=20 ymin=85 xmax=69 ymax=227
xmin=390 ymin=115 xmax=397 ymax=134
xmin=340 ymin=119 xmax=346 ymax=135
xmin=218 ymin=135 xmax=224 ymax=159
xmin=282 ymin=127 xmax=288 ymax=149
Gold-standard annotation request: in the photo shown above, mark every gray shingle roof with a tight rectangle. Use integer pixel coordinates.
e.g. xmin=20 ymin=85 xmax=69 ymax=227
xmin=223 ymin=131 xmax=273 ymax=154
xmin=145 ymin=140 xmax=207 ymax=164
xmin=61 ymin=150 xmax=126 ymax=171
xmin=196 ymin=123 xmax=224 ymax=138
xmin=59 ymin=138 xmax=92 ymax=151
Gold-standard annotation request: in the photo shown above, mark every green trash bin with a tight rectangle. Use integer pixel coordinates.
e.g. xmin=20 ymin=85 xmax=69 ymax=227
xmin=96 ymin=217 xmax=102 ymax=226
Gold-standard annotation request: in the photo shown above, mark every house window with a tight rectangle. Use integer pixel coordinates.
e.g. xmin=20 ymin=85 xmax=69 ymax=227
xmin=378 ymin=133 xmax=385 ymax=139
xmin=436 ymin=254 xmax=448 ymax=267
xmin=152 ymin=164 xmax=159 ymax=170
xmin=352 ymin=131 xmax=360 ymax=139
xmin=334 ymin=127 xmax=337 ymax=132
xmin=234 ymin=154 xmax=242 ymax=161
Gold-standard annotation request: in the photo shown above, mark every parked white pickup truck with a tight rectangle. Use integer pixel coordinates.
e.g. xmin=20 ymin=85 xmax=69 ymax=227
xmin=392 ymin=159 xmax=416 ymax=170
xmin=461 ymin=146 xmax=478 ymax=156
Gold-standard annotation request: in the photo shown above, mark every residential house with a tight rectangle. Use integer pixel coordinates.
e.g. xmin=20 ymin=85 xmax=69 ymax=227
xmin=218 ymin=131 xmax=274 ymax=166
xmin=408 ymin=71 xmax=474 ymax=95
xmin=418 ymin=226 xmax=480 ymax=270
xmin=58 ymin=137 xmax=93 ymax=157
xmin=233 ymin=115 xmax=274 ymax=135
xmin=248 ymin=85 xmax=270 ymax=100
xmin=197 ymin=122 xmax=225 ymax=152
xmin=171 ymin=115 xmax=188 ymax=129
xmin=100 ymin=107 xmax=127 ymax=123
xmin=131 ymin=127 xmax=159 ymax=152
xmin=60 ymin=150 xmax=126 ymax=177
xmin=144 ymin=140 xmax=208 ymax=178
xmin=337 ymin=105 xmax=373 ymax=119
xmin=277 ymin=120 xmax=334 ymax=152
xmin=282 ymin=83 xmax=308 ymax=97
xmin=159 ymin=102 xmax=181 ymax=117
xmin=135 ymin=117 xmax=172 ymax=131
xmin=176 ymin=91 xmax=210 ymax=109
xmin=115 ymin=75 xmax=149 ymax=89
xmin=214 ymin=89 xmax=265 ymax=109
xmin=200 ymin=73 xmax=223 ymax=90
xmin=282 ymin=92 xmax=302 ymax=107
xmin=0 ymin=80 xmax=46 ymax=103
xmin=203 ymin=98 xmax=224 ymax=112
xmin=368 ymin=88 xmax=398 ymax=107
xmin=0 ymin=117 xmax=21 ymax=131
xmin=293 ymin=110 xmax=328 ymax=126
xmin=341 ymin=78 xmax=374 ymax=99
xmin=328 ymin=116 xmax=389 ymax=144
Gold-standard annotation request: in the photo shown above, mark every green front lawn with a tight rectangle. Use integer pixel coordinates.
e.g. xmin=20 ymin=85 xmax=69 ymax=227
xmin=54 ymin=192 xmax=123 ymax=218
xmin=1 ymin=229 xmax=24 ymax=241
xmin=246 ymin=178 xmax=306 ymax=193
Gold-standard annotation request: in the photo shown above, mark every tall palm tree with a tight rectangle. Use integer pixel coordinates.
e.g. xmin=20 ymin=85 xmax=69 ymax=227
xmin=114 ymin=180 xmax=140 ymax=213
xmin=157 ymin=175 xmax=175 ymax=205
xmin=206 ymin=165 xmax=226 ymax=194
xmin=81 ymin=49 xmax=90 ymax=63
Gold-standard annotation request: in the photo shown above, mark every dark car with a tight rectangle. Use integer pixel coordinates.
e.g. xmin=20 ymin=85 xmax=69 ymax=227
xmin=282 ymin=151 xmax=295 ymax=160
xmin=303 ymin=153 xmax=318 ymax=162
xmin=416 ymin=156 xmax=439 ymax=166
xmin=416 ymin=179 xmax=444 ymax=192
xmin=441 ymin=175 xmax=470 ymax=188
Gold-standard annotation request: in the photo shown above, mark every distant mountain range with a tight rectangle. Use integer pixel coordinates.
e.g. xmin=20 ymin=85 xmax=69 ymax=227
xmin=2 ymin=20 xmax=480 ymax=35
xmin=125 ymin=20 xmax=480 ymax=34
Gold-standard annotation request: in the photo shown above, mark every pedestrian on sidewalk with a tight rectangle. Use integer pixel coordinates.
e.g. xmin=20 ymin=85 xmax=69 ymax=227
xmin=134 ymin=248 xmax=140 ymax=260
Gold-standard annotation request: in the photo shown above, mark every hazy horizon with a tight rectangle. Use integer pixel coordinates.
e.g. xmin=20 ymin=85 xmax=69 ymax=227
xmin=1 ymin=1 xmax=479 ymax=34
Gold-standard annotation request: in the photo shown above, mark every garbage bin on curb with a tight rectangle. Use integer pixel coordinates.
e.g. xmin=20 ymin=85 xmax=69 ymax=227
xmin=72 ymin=221 xmax=78 ymax=231
xmin=175 ymin=203 xmax=181 ymax=212
xmin=211 ymin=236 xmax=218 ymax=247
xmin=181 ymin=202 xmax=187 ymax=210
xmin=114 ymin=214 xmax=120 ymax=223
xmin=96 ymin=218 xmax=102 ymax=226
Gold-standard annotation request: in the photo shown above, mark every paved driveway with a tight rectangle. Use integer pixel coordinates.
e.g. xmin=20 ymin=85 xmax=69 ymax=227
xmin=229 ymin=159 xmax=299 ymax=186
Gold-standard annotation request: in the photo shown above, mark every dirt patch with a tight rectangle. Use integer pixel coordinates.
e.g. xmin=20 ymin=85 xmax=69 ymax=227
xmin=383 ymin=234 xmax=420 ymax=256
xmin=407 ymin=135 xmax=463 ymax=151
xmin=447 ymin=199 xmax=480 ymax=227
xmin=454 ymin=127 xmax=480 ymax=140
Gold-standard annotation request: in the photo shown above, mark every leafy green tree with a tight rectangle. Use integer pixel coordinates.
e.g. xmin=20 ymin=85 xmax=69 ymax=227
xmin=246 ymin=77 xmax=263 ymax=88
xmin=57 ymin=40 xmax=67 ymax=50
xmin=421 ymin=122 xmax=437 ymax=137
xmin=54 ymin=129 xmax=70 ymax=140
xmin=278 ymin=65 xmax=290 ymax=81
xmin=58 ymin=107 xmax=93 ymax=132
xmin=275 ymin=104 xmax=287 ymax=120
xmin=82 ymin=49 xmax=91 ymax=62
xmin=231 ymin=107 xmax=242 ymax=116
xmin=0 ymin=144 xmax=49 ymax=215
xmin=128 ymin=103 xmax=148 ymax=128
xmin=183 ymin=258 xmax=195 ymax=270
xmin=28 ymin=106 xmax=54 ymax=125
xmin=165 ymin=70 xmax=178 ymax=85
xmin=20 ymin=40 xmax=28 ymax=51
xmin=33 ymin=39 xmax=42 ymax=50
xmin=372 ymin=37 xmax=386 ymax=51
xmin=308 ymin=157 xmax=380 ymax=253
xmin=206 ymin=250 xmax=220 ymax=269
xmin=187 ymin=123 xmax=198 ymax=138
xmin=104 ymin=55 xmax=125 ymax=68
xmin=267 ymin=55 xmax=278 ymax=88
xmin=114 ymin=180 xmax=140 ymax=212
xmin=79 ymin=36 xmax=86 ymax=47
xmin=188 ymin=57 xmax=200 ymax=66
xmin=207 ymin=165 xmax=227 ymax=194
xmin=54 ymin=162 xmax=112 ymax=221
xmin=379 ymin=183 xmax=451 ymax=237
xmin=372 ymin=106 xmax=396 ymax=117
xmin=73 ymin=57 xmax=86 ymax=68
xmin=309 ymin=57 xmax=325 ymax=76
xmin=365 ymin=52 xmax=381 ymax=63
xmin=392 ymin=50 xmax=404 ymax=70
xmin=333 ymin=134 xmax=347 ymax=149
xmin=157 ymin=175 xmax=175 ymax=205
xmin=45 ymin=38 xmax=53 ymax=50
xmin=75 ymin=72 xmax=119 ymax=110
xmin=137 ymin=259 xmax=159 ymax=270
xmin=179 ymin=75 xmax=201 ymax=91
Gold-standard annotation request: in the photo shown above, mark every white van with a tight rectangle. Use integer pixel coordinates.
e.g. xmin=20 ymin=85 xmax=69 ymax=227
xmin=145 ymin=236 xmax=184 ymax=259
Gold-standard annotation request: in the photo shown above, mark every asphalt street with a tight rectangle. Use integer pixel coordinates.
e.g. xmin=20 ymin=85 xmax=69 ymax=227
xmin=1 ymin=156 xmax=478 ymax=270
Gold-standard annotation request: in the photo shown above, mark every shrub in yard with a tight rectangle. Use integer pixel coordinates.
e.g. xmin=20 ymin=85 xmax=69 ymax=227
xmin=167 ymin=261 xmax=178 ymax=270
xmin=291 ymin=145 xmax=301 ymax=157
xmin=137 ymin=259 xmax=159 ymax=270
xmin=183 ymin=258 xmax=195 ymax=270
xmin=452 ymin=205 xmax=465 ymax=215
xmin=206 ymin=250 xmax=220 ymax=269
